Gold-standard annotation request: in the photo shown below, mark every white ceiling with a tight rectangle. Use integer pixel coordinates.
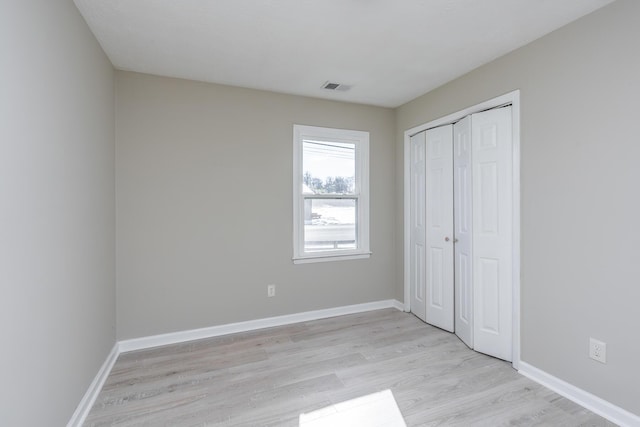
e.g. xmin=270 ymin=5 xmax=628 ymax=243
xmin=74 ymin=0 xmax=613 ymax=108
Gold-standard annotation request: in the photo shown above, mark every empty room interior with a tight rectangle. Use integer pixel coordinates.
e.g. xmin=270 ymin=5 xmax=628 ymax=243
xmin=3 ymin=0 xmax=640 ymax=426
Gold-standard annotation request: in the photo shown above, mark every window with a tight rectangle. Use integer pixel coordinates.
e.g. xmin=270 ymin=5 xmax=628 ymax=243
xmin=293 ymin=125 xmax=370 ymax=263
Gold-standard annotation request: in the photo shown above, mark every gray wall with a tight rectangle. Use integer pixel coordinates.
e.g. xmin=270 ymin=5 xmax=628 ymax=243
xmin=396 ymin=0 xmax=640 ymax=415
xmin=116 ymin=71 xmax=396 ymax=340
xmin=0 ymin=1 xmax=115 ymax=425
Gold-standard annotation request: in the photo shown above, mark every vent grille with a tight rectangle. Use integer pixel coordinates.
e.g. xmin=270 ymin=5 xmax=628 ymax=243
xmin=322 ymin=81 xmax=351 ymax=92
xmin=323 ymin=82 xmax=341 ymax=90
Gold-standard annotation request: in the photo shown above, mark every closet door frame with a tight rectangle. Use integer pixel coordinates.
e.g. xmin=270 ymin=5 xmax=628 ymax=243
xmin=403 ymin=90 xmax=521 ymax=369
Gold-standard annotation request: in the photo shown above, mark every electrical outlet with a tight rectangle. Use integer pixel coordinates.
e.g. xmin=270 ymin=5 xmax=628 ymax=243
xmin=589 ymin=338 xmax=606 ymax=363
xmin=267 ymin=284 xmax=276 ymax=298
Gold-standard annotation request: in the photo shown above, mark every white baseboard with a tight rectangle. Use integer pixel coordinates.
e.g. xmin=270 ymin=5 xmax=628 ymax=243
xmin=118 ymin=299 xmax=404 ymax=353
xmin=518 ymin=361 xmax=640 ymax=427
xmin=67 ymin=343 xmax=119 ymax=427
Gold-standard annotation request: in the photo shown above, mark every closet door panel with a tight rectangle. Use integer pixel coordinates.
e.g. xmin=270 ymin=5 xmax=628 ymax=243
xmin=454 ymin=116 xmax=473 ymax=348
xmin=425 ymin=125 xmax=454 ymax=332
xmin=471 ymin=107 xmax=513 ymax=362
xmin=409 ymin=131 xmax=427 ymax=322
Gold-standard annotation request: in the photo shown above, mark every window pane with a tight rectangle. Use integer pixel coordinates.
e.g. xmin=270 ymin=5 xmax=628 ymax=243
xmin=304 ymin=199 xmax=356 ymax=251
xmin=302 ymin=140 xmax=355 ymax=194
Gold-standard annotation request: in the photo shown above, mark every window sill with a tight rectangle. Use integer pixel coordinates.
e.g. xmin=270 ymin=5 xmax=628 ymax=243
xmin=293 ymin=252 xmax=371 ymax=264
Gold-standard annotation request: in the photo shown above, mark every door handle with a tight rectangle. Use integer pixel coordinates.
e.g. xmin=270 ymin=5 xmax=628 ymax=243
xmin=445 ymin=237 xmax=450 ymax=242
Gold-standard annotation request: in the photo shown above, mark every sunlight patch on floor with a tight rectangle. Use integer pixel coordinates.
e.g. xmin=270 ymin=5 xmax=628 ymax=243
xmin=299 ymin=389 xmax=406 ymax=427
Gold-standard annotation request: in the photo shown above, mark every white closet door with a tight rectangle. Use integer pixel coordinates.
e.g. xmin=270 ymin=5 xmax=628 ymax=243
xmin=425 ymin=125 xmax=454 ymax=332
xmin=471 ymin=107 xmax=513 ymax=361
xmin=409 ymin=131 xmax=427 ymax=322
xmin=453 ymin=116 xmax=473 ymax=348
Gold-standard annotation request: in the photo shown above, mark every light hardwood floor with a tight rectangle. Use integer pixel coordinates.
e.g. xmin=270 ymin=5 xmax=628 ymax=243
xmin=85 ymin=309 xmax=615 ymax=426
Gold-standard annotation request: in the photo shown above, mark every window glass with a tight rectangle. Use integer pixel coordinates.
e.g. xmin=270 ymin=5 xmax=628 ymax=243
xmin=302 ymin=141 xmax=355 ymax=195
xmin=304 ymin=198 xmax=356 ymax=251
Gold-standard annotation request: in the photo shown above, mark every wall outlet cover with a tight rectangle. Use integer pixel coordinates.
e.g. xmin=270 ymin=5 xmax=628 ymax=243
xmin=589 ymin=338 xmax=606 ymax=364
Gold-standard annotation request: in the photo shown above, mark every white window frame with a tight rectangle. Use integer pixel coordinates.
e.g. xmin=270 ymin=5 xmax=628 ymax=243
xmin=293 ymin=124 xmax=370 ymax=264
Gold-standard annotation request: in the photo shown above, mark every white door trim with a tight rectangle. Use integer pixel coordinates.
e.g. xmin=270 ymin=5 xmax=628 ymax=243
xmin=403 ymin=90 xmax=521 ymax=369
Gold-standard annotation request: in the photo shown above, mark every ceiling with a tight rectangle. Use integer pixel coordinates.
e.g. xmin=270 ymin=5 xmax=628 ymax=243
xmin=74 ymin=0 xmax=614 ymax=108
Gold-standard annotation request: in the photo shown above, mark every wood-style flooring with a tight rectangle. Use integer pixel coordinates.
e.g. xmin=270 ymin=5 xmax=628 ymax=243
xmin=85 ymin=309 xmax=615 ymax=426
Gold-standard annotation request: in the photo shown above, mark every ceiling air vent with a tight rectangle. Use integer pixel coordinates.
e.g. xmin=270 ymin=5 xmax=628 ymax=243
xmin=322 ymin=81 xmax=351 ymax=92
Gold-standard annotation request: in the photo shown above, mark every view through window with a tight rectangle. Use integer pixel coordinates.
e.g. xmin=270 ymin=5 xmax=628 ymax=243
xmin=303 ymin=140 xmax=357 ymax=251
